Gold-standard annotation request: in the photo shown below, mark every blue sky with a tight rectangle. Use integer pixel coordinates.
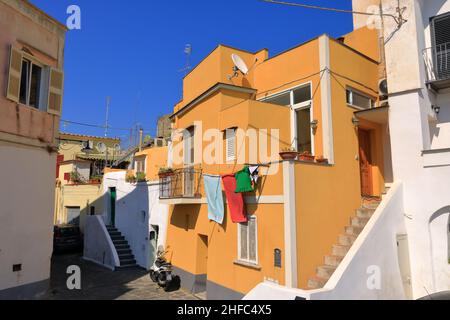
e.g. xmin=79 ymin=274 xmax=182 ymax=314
xmin=30 ymin=0 xmax=353 ymax=147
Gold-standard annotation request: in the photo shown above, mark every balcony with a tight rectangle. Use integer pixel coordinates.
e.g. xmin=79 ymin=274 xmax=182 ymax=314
xmin=423 ymin=42 xmax=450 ymax=91
xmin=159 ymin=167 xmax=203 ymax=204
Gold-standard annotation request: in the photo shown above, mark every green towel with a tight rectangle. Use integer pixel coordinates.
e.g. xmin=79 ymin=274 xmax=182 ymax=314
xmin=235 ymin=166 xmax=254 ymax=193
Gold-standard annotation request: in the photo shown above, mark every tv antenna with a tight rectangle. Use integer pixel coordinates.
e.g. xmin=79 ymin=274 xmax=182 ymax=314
xmin=104 ymin=96 xmax=111 ymax=138
xmin=179 ymin=44 xmax=193 ymax=76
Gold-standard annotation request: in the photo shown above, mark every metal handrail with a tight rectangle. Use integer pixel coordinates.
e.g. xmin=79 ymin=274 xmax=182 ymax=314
xmin=423 ymin=42 xmax=450 ymax=83
xmin=159 ymin=167 xmax=203 ymax=199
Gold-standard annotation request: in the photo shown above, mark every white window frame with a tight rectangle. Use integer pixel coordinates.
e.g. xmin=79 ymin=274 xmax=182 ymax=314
xmin=237 ymin=216 xmax=258 ymax=265
xmin=259 ymin=82 xmax=315 ymax=155
xmin=346 ymin=87 xmax=375 ymax=110
xmin=19 ymin=53 xmax=50 ymax=112
xmin=225 ymin=127 xmax=237 ymax=162
xmin=183 ymin=126 xmax=195 ymax=166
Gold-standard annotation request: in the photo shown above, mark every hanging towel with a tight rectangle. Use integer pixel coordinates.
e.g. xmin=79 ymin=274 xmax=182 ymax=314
xmin=222 ymin=174 xmax=248 ymax=223
xmin=203 ymin=175 xmax=224 ymax=224
xmin=235 ymin=166 xmax=254 ymax=193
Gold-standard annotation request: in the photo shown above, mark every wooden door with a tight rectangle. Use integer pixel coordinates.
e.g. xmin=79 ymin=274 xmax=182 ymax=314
xmin=359 ymin=129 xmax=373 ymax=196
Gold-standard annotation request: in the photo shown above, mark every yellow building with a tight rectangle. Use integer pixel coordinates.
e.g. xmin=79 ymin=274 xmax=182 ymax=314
xmin=163 ymin=27 xmax=392 ymax=299
xmin=54 ymin=133 xmax=121 ymax=230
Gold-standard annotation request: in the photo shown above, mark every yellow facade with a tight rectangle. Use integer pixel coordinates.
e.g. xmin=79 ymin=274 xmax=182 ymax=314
xmin=165 ymin=28 xmax=386 ymax=297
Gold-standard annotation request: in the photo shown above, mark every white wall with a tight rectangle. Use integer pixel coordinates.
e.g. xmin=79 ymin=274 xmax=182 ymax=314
xmin=0 ymin=144 xmax=56 ymax=296
xmin=245 ymin=182 xmax=408 ymax=300
xmin=102 ymin=172 xmax=168 ymax=270
xmin=384 ymin=1 xmax=450 ymax=298
xmin=83 ymin=215 xmax=120 ymax=270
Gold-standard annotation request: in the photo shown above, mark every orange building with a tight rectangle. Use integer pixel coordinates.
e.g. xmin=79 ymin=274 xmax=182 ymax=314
xmin=162 ymin=27 xmax=392 ymax=299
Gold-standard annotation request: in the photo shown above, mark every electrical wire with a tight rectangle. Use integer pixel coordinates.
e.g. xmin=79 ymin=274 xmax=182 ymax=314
xmin=260 ymin=0 xmax=406 ymax=25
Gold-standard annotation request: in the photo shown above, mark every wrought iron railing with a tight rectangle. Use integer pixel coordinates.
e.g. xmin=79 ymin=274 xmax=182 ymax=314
xmin=423 ymin=42 xmax=450 ymax=84
xmin=159 ymin=167 xmax=203 ymax=199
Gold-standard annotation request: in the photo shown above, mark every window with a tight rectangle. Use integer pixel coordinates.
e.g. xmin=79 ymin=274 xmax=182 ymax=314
xmin=261 ymin=84 xmax=313 ymax=154
xmin=264 ymin=92 xmax=291 ymax=106
xmin=225 ymin=128 xmax=236 ymax=162
xmin=346 ymin=88 xmax=374 ymax=109
xmin=238 ymin=216 xmax=258 ymax=265
xmin=6 ymin=46 xmax=63 ymax=115
xmin=431 ymin=12 xmax=450 ymax=80
xmin=19 ymin=58 xmax=44 ymax=108
xmin=184 ymin=126 xmax=195 ymax=165
xmin=296 ymin=108 xmax=312 ymax=153
xmin=135 ymin=158 xmax=145 ymax=173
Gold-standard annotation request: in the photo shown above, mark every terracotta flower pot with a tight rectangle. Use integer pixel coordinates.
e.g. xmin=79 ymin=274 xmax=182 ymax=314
xmin=299 ymin=154 xmax=315 ymax=162
xmin=279 ymin=152 xmax=298 ymax=161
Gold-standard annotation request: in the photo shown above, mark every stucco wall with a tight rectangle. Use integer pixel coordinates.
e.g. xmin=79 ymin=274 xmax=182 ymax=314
xmin=246 ymin=182 xmax=407 ymax=300
xmin=54 ymin=184 xmax=103 ymax=232
xmin=83 ymin=215 xmax=119 ymax=270
xmin=0 ymin=143 xmax=56 ymax=295
xmin=102 ymin=172 xmax=169 ymax=270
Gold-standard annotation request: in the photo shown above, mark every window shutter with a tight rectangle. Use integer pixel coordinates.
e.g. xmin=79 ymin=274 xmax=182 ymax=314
xmin=226 ymin=128 xmax=236 ymax=161
xmin=47 ymin=67 xmax=64 ymax=115
xmin=239 ymin=223 xmax=248 ymax=261
xmin=6 ymin=46 xmax=22 ymax=102
xmin=433 ymin=13 xmax=450 ymax=47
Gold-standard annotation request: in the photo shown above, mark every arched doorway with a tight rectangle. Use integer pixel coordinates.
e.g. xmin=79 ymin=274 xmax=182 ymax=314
xmin=429 ymin=206 xmax=450 ymax=292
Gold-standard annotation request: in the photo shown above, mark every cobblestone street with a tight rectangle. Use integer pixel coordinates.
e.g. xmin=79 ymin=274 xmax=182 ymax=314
xmin=45 ymin=254 xmax=198 ymax=300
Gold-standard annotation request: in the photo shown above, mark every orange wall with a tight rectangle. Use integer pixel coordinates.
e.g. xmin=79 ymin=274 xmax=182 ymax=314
xmin=135 ymin=146 xmax=169 ymax=181
xmin=167 ymin=194 xmax=286 ymax=295
xmin=167 ymin=34 xmax=381 ymax=295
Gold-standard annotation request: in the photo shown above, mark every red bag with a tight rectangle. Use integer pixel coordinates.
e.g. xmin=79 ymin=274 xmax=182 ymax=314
xmin=222 ymin=174 xmax=248 ymax=223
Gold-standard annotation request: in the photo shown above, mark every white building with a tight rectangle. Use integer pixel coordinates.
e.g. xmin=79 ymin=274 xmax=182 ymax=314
xmin=83 ymin=171 xmax=169 ymax=271
xmin=353 ymin=0 xmax=450 ymax=299
xmin=246 ymin=0 xmax=450 ymax=300
xmin=0 ymin=0 xmax=66 ymax=299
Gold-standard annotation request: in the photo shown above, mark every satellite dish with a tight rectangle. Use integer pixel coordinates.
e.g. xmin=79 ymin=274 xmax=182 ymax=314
xmin=97 ymin=142 xmax=107 ymax=153
xmin=231 ymin=54 xmax=249 ymax=75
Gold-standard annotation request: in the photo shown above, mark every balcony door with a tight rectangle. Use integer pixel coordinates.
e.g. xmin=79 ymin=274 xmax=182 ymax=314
xmin=184 ymin=126 xmax=195 ymax=197
xmin=432 ymin=12 xmax=450 ymax=81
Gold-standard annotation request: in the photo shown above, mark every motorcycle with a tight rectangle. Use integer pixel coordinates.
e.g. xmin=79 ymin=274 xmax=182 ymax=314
xmin=150 ymin=246 xmax=180 ymax=292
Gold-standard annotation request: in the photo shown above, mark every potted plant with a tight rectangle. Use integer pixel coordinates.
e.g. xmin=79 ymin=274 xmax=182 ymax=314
xmin=158 ymin=167 xmax=174 ymax=178
xmin=126 ymin=173 xmax=137 ymax=184
xmin=316 ymin=155 xmax=329 ymax=164
xmin=279 ymin=148 xmax=299 ymax=161
xmin=136 ymin=172 xmax=147 ymax=183
xmin=299 ymin=151 xmax=315 ymax=162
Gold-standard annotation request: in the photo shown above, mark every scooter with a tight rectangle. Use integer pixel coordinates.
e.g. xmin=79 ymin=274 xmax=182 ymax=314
xmin=150 ymin=246 xmax=179 ymax=292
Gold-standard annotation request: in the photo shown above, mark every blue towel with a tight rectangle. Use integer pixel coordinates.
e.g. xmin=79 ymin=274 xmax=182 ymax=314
xmin=203 ymin=175 xmax=224 ymax=224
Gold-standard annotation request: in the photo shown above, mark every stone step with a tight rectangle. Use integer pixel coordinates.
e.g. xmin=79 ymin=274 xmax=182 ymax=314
xmin=317 ymin=265 xmax=337 ymax=279
xmin=338 ymin=234 xmax=358 ymax=246
xmin=351 ymin=216 xmax=370 ymax=228
xmin=108 ymin=231 xmax=122 ymax=237
xmin=117 ymin=248 xmax=132 ymax=255
xmin=115 ymin=244 xmax=130 ymax=250
xmin=307 ymin=276 xmax=328 ymax=289
xmin=332 ymin=244 xmax=351 ymax=257
xmin=120 ymin=259 xmax=137 ymax=267
xmin=111 ymin=235 xmax=125 ymax=241
xmin=324 ymin=255 xmax=344 ymax=267
xmin=345 ymin=225 xmax=364 ymax=236
xmin=356 ymin=208 xmax=375 ymax=218
xmin=113 ymin=240 xmax=128 ymax=246
xmin=119 ymin=254 xmax=135 ymax=261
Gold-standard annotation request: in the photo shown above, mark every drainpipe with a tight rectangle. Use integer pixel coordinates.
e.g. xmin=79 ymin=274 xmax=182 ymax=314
xmin=283 ymin=161 xmax=298 ymax=288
